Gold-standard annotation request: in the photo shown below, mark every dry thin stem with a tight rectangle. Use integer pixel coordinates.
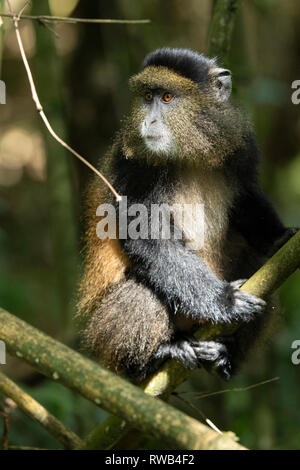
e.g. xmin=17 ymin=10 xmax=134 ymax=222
xmin=0 ymin=12 xmax=150 ymax=25
xmin=179 ymin=377 xmax=280 ymax=400
xmin=172 ymin=392 xmax=223 ymax=435
xmin=5 ymin=0 xmax=122 ymax=201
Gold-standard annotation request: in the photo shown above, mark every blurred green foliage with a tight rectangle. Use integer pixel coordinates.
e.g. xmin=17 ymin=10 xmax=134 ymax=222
xmin=0 ymin=0 xmax=299 ymax=450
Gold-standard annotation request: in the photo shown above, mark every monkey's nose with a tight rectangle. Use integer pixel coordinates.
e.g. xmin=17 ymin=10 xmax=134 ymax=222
xmin=150 ymin=119 xmax=157 ymax=125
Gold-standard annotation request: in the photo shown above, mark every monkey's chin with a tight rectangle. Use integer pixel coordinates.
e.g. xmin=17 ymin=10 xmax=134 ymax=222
xmin=143 ymin=135 xmax=175 ymax=155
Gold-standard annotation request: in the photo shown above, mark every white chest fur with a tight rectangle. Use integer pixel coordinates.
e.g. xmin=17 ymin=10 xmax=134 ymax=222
xmin=172 ymin=167 xmax=233 ymax=277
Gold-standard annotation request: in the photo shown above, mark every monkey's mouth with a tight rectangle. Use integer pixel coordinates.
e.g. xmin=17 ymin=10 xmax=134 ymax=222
xmin=145 ymin=135 xmax=162 ymax=142
xmin=142 ymin=132 xmax=174 ymax=155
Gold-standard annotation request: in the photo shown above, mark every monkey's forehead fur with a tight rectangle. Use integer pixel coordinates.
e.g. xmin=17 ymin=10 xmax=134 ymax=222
xmin=129 ymin=47 xmax=218 ymax=94
xmin=129 ymin=66 xmax=201 ymax=95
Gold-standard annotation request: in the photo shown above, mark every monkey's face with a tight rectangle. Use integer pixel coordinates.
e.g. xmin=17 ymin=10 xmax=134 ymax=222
xmin=122 ymin=65 xmax=247 ymax=167
xmin=139 ymin=90 xmax=176 ymax=155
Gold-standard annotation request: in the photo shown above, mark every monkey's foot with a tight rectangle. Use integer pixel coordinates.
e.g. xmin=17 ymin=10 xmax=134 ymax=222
xmin=188 ymin=338 xmax=233 ymax=380
xmin=154 ymin=337 xmax=232 ymax=380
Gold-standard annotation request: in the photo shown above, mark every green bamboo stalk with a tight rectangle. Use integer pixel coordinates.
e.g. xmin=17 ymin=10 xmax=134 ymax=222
xmin=0 ymin=308 xmax=245 ymax=450
xmin=207 ymin=0 xmax=240 ymax=61
xmin=0 ymin=371 xmax=82 ymax=449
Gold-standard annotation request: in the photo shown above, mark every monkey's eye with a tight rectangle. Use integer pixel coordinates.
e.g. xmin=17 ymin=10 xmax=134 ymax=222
xmin=145 ymin=92 xmax=153 ymax=102
xmin=162 ymin=92 xmax=174 ymax=103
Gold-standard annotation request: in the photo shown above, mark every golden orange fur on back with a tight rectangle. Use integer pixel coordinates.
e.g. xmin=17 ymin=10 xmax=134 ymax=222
xmin=77 ymin=149 xmax=129 ymax=319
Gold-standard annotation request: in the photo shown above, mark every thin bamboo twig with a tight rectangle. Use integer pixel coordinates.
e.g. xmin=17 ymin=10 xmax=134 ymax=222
xmin=178 ymin=376 xmax=279 ymax=398
xmin=5 ymin=0 xmax=121 ymax=201
xmin=0 ymin=372 xmax=83 ymax=449
xmin=0 ymin=12 xmax=151 ymax=24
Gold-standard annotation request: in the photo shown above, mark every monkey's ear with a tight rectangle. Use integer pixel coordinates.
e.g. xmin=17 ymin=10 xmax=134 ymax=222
xmin=210 ymin=67 xmax=232 ymax=102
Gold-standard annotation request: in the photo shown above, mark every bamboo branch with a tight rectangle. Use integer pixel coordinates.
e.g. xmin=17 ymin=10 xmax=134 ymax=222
xmin=0 ymin=308 xmax=245 ymax=450
xmin=0 ymin=372 xmax=82 ymax=449
xmin=0 ymin=12 xmax=150 ymax=25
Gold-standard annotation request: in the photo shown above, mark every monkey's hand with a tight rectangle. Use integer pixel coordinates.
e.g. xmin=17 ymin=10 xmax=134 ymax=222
xmin=223 ymin=279 xmax=266 ymax=323
xmin=120 ymin=228 xmax=266 ymax=324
